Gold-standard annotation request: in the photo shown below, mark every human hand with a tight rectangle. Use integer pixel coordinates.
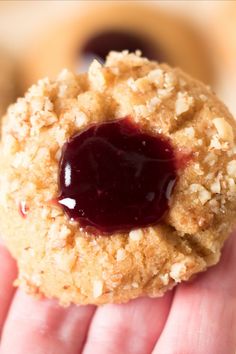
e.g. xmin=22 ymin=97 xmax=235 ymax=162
xmin=0 ymin=233 xmax=236 ymax=354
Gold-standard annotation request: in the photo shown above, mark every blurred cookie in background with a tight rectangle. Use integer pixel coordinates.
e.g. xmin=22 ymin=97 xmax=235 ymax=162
xmin=0 ymin=48 xmax=17 ymax=118
xmin=210 ymin=1 xmax=236 ymax=76
xmin=207 ymin=1 xmax=236 ymax=116
xmin=20 ymin=1 xmax=214 ymax=92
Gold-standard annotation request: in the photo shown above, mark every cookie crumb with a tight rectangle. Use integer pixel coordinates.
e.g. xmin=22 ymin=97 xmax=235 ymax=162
xmin=183 ymin=127 xmax=195 ymax=138
xmin=210 ymin=179 xmax=221 ymax=194
xmin=170 ymin=262 xmax=186 ymax=282
xmin=116 ymin=248 xmax=126 ymax=261
xmin=74 ymin=110 xmax=88 ymax=128
xmin=133 ymin=104 xmax=149 ymax=118
xmin=189 ymin=184 xmax=211 ymax=204
xmin=93 ymin=280 xmax=103 ymax=298
xmin=147 ymin=69 xmax=164 ymax=86
xmin=175 ymin=91 xmax=194 ymax=116
xmin=88 ymin=60 xmax=106 ymax=91
xmin=146 ymin=97 xmax=161 ymax=113
xmin=227 ymin=160 xmax=236 ymax=177
xmin=199 ymin=94 xmax=207 ymax=102
xmin=159 ymin=273 xmax=169 ymax=285
xmin=127 ymin=78 xmax=138 ymax=92
xmin=213 ymin=118 xmax=234 ymax=145
xmin=129 ymin=229 xmax=143 ymax=241
xmin=131 ymin=282 xmax=139 ymax=288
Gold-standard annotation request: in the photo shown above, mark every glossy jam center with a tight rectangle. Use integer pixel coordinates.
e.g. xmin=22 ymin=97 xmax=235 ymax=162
xmin=58 ymin=118 xmax=177 ymax=233
xmin=80 ymin=31 xmax=166 ymax=64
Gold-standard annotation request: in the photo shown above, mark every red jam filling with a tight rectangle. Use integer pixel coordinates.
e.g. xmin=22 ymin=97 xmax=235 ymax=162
xmin=58 ymin=117 xmax=177 ymax=233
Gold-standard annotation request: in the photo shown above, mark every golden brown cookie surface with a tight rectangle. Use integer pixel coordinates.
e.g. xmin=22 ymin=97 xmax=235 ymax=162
xmin=1 ymin=52 xmax=235 ymax=305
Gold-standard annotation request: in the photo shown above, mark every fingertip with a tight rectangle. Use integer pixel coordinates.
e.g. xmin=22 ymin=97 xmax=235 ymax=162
xmin=1 ymin=289 xmax=96 ymax=354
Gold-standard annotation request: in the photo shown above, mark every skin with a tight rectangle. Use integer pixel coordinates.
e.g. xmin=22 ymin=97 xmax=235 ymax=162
xmin=0 ymin=233 xmax=236 ymax=354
